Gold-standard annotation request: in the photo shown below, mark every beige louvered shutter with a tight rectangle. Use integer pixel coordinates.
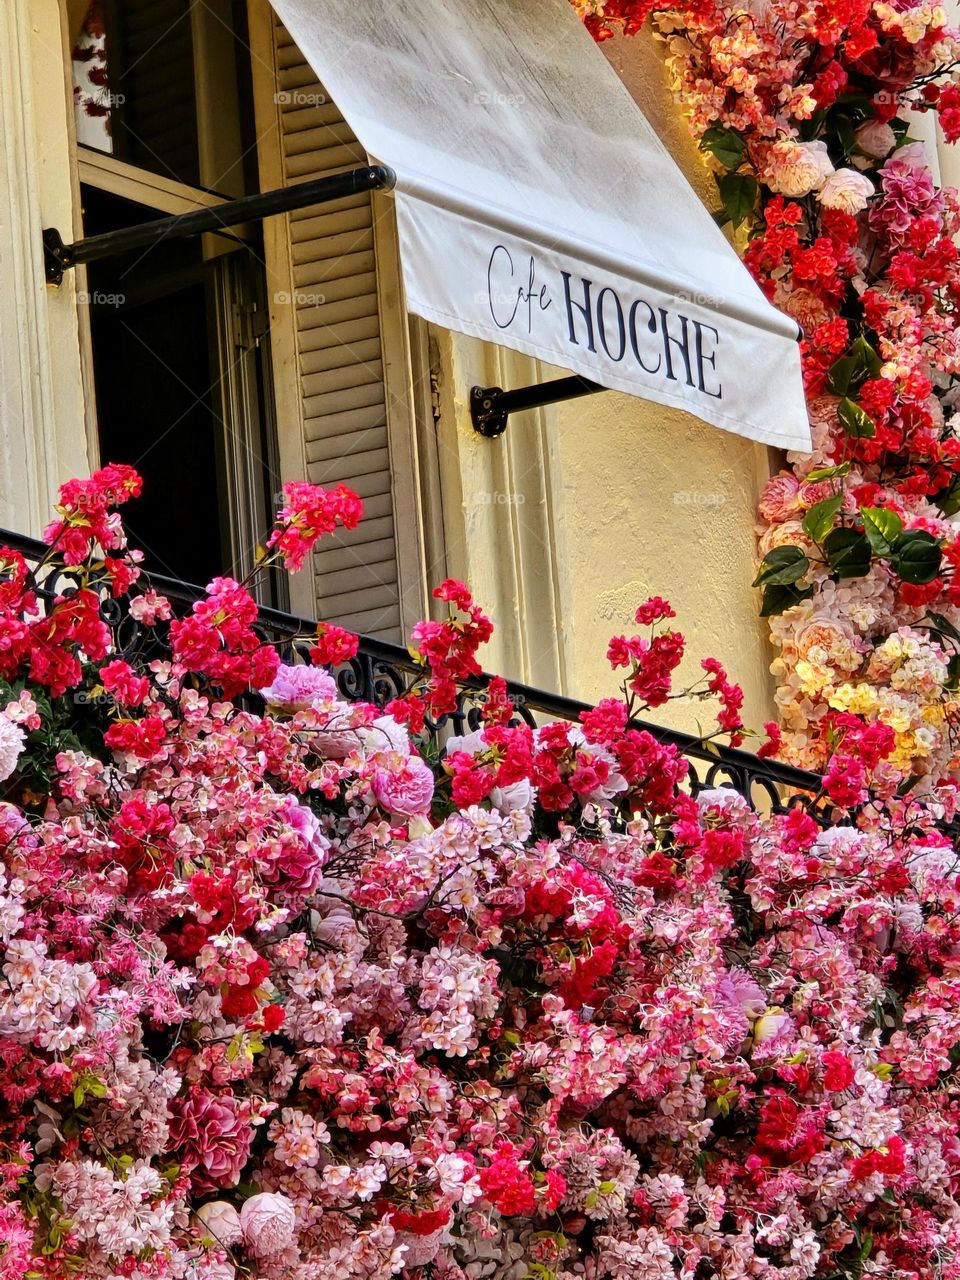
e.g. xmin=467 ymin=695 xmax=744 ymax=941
xmin=252 ymin=13 xmax=423 ymax=640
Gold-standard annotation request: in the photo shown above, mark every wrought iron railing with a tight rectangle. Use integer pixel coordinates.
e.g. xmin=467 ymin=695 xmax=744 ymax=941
xmin=1 ymin=528 xmax=826 ymax=817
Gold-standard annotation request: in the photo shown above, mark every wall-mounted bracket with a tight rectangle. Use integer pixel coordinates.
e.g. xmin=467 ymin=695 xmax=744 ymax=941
xmin=470 ymin=375 xmax=605 ymax=438
xmin=42 ymin=164 xmax=397 ymax=286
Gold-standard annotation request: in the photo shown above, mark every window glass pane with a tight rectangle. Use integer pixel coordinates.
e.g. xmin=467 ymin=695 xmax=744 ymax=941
xmin=73 ymin=0 xmax=202 ymax=188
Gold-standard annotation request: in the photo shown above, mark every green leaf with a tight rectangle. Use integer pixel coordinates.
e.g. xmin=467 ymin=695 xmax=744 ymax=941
xmin=699 ymin=125 xmax=746 ymax=170
xmin=827 ymin=337 xmax=881 ymax=396
xmin=752 ymin=545 xmax=810 ymax=587
xmin=805 ymin=461 xmax=851 ymax=482
xmin=849 ymin=334 xmax=882 ymax=375
xmin=838 ymin=397 xmax=876 ymax=439
xmin=933 ymin=474 xmax=960 ymax=517
xmin=890 ymin=529 xmax=943 ymax=584
xmin=834 ymin=114 xmax=857 ymax=157
xmin=760 ymin=582 xmax=814 ymax=617
xmin=717 ymin=171 xmax=759 ymax=228
xmin=927 ymin=611 xmax=960 ymax=645
xmin=823 ymin=527 xmax=872 ymax=578
xmin=860 ymin=505 xmax=903 ymax=554
xmin=802 ymin=493 xmax=843 ymax=543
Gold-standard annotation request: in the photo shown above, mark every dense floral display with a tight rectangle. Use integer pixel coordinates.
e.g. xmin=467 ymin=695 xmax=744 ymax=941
xmin=3 ymin=468 xmax=960 ymax=1279
xmin=574 ymin=0 xmax=960 ymax=784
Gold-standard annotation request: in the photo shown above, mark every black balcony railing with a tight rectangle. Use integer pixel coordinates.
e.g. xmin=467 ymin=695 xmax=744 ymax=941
xmin=0 ymin=528 xmax=827 ymax=818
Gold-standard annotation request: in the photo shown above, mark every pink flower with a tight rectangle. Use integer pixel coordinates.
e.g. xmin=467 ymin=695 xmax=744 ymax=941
xmin=758 ymin=474 xmax=802 ymax=523
xmin=100 ymin=658 xmax=149 ymax=707
xmin=870 ymin=144 xmax=942 ymax=240
xmin=239 ymin=1192 xmax=297 ymax=1256
xmin=373 ymin=754 xmax=435 ymax=816
xmin=817 ymin=168 xmax=874 ymax=214
xmin=259 ymin=662 xmax=338 ymax=710
xmin=196 ymin=1200 xmax=243 ymax=1246
xmin=855 ymin=119 xmax=896 ymax=159
xmin=261 ymin=798 xmax=330 ymax=897
xmin=168 ymin=1091 xmax=254 ymax=1192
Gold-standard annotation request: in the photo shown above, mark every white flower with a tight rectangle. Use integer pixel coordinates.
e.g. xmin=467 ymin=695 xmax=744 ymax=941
xmin=0 ymin=716 xmax=25 ymax=782
xmin=817 ymin=168 xmax=874 ymax=214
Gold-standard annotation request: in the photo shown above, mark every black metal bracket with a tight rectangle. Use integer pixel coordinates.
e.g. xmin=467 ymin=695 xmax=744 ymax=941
xmin=43 ymin=164 xmax=397 ymax=286
xmin=470 ymin=375 xmax=605 ymax=437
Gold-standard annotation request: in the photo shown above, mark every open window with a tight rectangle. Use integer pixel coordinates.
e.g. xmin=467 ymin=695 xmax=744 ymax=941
xmin=69 ymin=0 xmax=428 ymax=637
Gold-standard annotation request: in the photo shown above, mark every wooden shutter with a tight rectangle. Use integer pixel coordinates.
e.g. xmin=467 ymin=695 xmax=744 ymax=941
xmin=264 ymin=18 xmax=407 ymax=640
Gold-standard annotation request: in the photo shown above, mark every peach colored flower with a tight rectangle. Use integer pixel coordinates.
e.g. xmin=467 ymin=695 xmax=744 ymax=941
xmin=763 ymin=139 xmax=834 ymax=197
xmin=773 ymin=283 xmax=834 ymax=332
xmin=758 ymin=520 xmax=816 ymax=557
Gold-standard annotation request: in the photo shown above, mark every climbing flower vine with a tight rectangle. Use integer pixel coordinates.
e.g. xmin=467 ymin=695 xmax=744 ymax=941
xmin=576 ymin=0 xmax=960 ymax=783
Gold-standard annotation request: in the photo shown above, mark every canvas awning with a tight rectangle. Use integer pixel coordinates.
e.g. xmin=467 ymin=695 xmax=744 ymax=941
xmin=267 ymin=0 xmax=810 ymax=450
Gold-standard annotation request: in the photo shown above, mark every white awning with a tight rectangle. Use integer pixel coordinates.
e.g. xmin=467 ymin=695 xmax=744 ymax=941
xmin=268 ymin=0 xmax=811 ymax=450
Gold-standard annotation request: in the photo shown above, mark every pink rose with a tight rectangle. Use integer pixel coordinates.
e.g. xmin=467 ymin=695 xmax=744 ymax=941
xmin=373 ymin=755 xmax=435 ymax=817
xmin=260 ymin=797 xmax=330 ymax=898
xmin=855 ymin=119 xmax=896 ymax=159
xmin=240 ymin=1192 xmax=297 ymax=1256
xmin=168 ymin=1090 xmax=254 ymax=1192
xmin=200 ymin=1263 xmax=235 ymax=1280
xmin=196 ymin=1200 xmax=243 ymax=1246
xmin=758 ymin=474 xmax=802 ymax=523
xmin=797 ymin=478 xmax=840 ymax=509
xmin=259 ymin=662 xmax=338 ymax=710
xmin=817 ymin=168 xmax=874 ymax=215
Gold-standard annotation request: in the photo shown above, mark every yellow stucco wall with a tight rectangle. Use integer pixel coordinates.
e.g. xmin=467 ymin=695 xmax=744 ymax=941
xmin=435 ymin=29 xmax=782 ymax=734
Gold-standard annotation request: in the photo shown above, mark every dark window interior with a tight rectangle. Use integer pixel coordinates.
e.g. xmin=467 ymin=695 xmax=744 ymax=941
xmin=82 ymin=186 xmax=227 ymax=584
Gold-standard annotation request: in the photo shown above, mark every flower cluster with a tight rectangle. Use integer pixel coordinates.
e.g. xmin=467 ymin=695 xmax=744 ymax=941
xmin=576 ymin=0 xmax=960 ymax=782
xmin=0 ymin=473 xmax=959 ymax=1280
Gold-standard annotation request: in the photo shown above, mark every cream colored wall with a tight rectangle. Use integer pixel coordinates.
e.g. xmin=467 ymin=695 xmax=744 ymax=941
xmin=0 ymin=0 xmax=90 ymax=536
xmin=433 ymin=29 xmax=780 ymax=732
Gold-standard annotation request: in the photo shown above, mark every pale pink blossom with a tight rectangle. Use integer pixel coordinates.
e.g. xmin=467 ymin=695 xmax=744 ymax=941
xmin=259 ymin=662 xmax=338 ymax=710
xmin=239 ymin=1191 xmax=297 ymax=1256
xmin=196 ymin=1200 xmax=242 ymax=1246
xmin=855 ymin=119 xmax=896 ymax=158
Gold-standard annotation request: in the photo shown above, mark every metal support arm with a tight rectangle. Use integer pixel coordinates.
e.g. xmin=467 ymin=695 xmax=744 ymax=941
xmin=470 ymin=375 xmax=605 ymax=437
xmin=43 ymin=164 xmax=397 ymax=286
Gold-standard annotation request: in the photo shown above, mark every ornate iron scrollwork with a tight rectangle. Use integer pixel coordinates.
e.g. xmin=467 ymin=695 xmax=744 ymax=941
xmin=0 ymin=528 xmax=827 ymax=819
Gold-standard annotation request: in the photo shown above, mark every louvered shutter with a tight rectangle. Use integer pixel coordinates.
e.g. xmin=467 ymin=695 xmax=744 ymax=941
xmin=268 ymin=19 xmax=406 ymax=639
